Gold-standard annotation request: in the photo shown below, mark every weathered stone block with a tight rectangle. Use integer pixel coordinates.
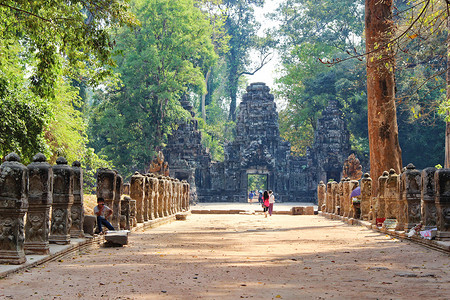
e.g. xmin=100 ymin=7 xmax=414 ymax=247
xmin=0 ymin=153 xmax=28 ymax=264
xmin=104 ymin=230 xmax=128 ymax=246
xmin=49 ymin=157 xmax=74 ymax=245
xmin=25 ymin=153 xmax=52 ymax=254
xmin=421 ymin=167 xmax=437 ymax=230
xmin=83 ymin=215 xmax=97 ymax=236
xmin=70 ymin=161 xmax=84 ymax=238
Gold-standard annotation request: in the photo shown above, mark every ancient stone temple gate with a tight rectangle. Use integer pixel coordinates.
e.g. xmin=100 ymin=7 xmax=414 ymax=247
xmin=164 ymin=83 xmax=351 ymax=203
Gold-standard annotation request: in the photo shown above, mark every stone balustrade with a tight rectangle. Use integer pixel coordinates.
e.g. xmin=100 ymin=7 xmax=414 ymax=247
xmin=318 ymin=163 xmax=450 ymax=241
xmin=0 ymin=152 xmax=190 ymax=265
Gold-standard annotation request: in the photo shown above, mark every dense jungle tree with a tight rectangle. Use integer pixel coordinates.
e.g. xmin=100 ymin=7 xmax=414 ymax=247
xmin=220 ymin=0 xmax=268 ymax=121
xmin=88 ymin=0 xmax=217 ymax=176
xmin=0 ymin=0 xmax=137 ymax=163
xmin=272 ymin=0 xmax=367 ymax=158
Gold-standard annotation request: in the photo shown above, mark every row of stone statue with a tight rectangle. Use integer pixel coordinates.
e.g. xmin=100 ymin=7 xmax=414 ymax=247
xmin=96 ymin=169 xmax=190 ymax=230
xmin=317 ymin=163 xmax=450 ymax=240
xmin=0 ymin=152 xmax=191 ymax=265
xmin=96 ymin=169 xmax=190 ymax=231
xmin=0 ymin=153 xmax=85 ymax=265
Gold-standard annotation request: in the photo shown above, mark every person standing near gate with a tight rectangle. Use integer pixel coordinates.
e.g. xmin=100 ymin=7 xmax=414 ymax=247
xmin=263 ymin=190 xmax=270 ymax=218
xmin=268 ymin=190 xmax=275 ymax=216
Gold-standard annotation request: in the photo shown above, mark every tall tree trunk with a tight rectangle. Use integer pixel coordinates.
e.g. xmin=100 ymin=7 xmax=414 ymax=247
xmin=201 ymin=69 xmax=211 ymax=121
xmin=445 ymin=16 xmax=450 ymax=168
xmin=365 ymin=0 xmax=402 ymax=195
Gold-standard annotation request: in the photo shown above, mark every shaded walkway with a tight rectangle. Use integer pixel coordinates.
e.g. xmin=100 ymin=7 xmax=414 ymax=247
xmin=1 ymin=214 xmax=449 ymax=299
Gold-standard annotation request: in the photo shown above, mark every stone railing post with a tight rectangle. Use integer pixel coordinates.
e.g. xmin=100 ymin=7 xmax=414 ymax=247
xmin=49 ymin=157 xmax=74 ymax=245
xmin=317 ymin=181 xmax=326 ymax=211
xmin=123 ymin=182 xmax=130 ymax=195
xmin=25 ymin=153 xmax=52 ymax=255
xmin=164 ymin=177 xmax=170 ymax=216
xmin=166 ymin=177 xmax=173 ymax=216
xmin=120 ymin=196 xmax=131 ymax=230
xmin=0 ymin=153 xmax=28 ymax=264
xmin=360 ymin=173 xmax=372 ymax=221
xmin=176 ymin=179 xmax=181 ymax=213
xmin=421 ymin=167 xmax=437 ymax=230
xmin=157 ymin=176 xmax=165 ymax=217
xmin=326 ymin=181 xmax=332 ymax=213
xmin=182 ymin=180 xmax=189 ymax=211
xmin=401 ymin=163 xmax=422 ymax=231
xmin=330 ymin=181 xmax=336 ymax=215
xmin=349 ymin=180 xmax=359 ymax=219
xmin=112 ymin=173 xmax=122 ymax=229
xmin=96 ymin=168 xmax=116 ymax=223
xmin=338 ymin=179 xmax=344 ymax=216
xmin=70 ymin=161 xmax=84 ymax=238
xmin=434 ymin=169 xmax=450 ymax=240
xmin=342 ymin=178 xmax=351 ymax=218
xmin=130 ymin=199 xmax=137 ymax=228
xmin=130 ymin=172 xmax=145 ymax=223
xmin=384 ymin=169 xmax=399 ymax=230
xmin=147 ymin=174 xmax=156 ymax=220
xmin=143 ymin=175 xmax=149 ymax=222
xmin=183 ymin=181 xmax=190 ymax=211
xmin=376 ymin=171 xmax=389 ymax=222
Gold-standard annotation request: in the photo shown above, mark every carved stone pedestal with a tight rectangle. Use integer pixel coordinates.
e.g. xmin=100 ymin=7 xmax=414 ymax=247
xmin=49 ymin=157 xmax=74 ymax=245
xmin=435 ymin=169 xmax=450 ymax=240
xmin=25 ymin=153 xmax=52 ymax=254
xmin=0 ymin=153 xmax=28 ymax=264
xmin=121 ymin=196 xmax=131 ymax=230
xmin=112 ymin=173 xmax=122 ymax=229
xmin=70 ymin=161 xmax=84 ymax=238
xmin=360 ymin=173 xmax=372 ymax=221
xmin=402 ymin=163 xmax=422 ymax=231
xmin=130 ymin=172 xmax=145 ymax=223
xmin=97 ymin=168 xmax=116 ymax=224
xmin=421 ymin=167 xmax=437 ymax=230
xmin=384 ymin=169 xmax=399 ymax=230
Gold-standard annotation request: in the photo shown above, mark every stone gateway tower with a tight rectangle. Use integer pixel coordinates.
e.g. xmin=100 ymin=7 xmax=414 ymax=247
xmin=164 ymin=83 xmax=351 ymax=203
xmin=217 ymin=83 xmax=292 ymax=201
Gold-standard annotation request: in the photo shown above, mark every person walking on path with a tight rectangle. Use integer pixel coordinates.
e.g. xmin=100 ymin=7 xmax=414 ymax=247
xmin=94 ymin=197 xmax=115 ymax=234
xmin=248 ymin=191 xmax=254 ymax=203
xmin=258 ymin=190 xmax=263 ymax=204
xmin=268 ymin=190 xmax=275 ymax=216
xmin=263 ymin=190 xmax=270 ymax=218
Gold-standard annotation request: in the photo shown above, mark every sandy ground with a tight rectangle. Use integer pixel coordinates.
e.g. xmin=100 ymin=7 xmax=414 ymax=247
xmin=1 ymin=214 xmax=449 ymax=300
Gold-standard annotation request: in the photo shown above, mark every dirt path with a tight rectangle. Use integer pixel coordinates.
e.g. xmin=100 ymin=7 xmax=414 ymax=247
xmin=1 ymin=214 xmax=449 ymax=299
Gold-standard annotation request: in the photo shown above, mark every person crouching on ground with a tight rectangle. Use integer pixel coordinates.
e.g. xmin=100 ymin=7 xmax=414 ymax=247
xmin=94 ymin=197 xmax=115 ymax=234
xmin=268 ymin=190 xmax=275 ymax=216
xmin=263 ymin=190 xmax=270 ymax=218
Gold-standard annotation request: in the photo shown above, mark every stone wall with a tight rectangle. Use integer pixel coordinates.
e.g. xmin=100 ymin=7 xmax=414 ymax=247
xmin=164 ymin=82 xmax=352 ymax=203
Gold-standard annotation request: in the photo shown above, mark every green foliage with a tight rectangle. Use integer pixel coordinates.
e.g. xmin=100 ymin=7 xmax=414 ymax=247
xmin=247 ymin=174 xmax=267 ymax=192
xmin=88 ymin=0 xmax=218 ymax=176
xmin=220 ymin=0 xmax=264 ymax=121
xmin=0 ymin=0 xmax=139 ymax=99
xmin=273 ymin=0 xmax=367 ymax=157
xmin=0 ymin=39 xmax=50 ymax=162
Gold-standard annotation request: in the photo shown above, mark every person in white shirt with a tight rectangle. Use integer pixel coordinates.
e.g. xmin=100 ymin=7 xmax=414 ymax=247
xmin=268 ymin=190 xmax=275 ymax=216
xmin=94 ymin=197 xmax=115 ymax=234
